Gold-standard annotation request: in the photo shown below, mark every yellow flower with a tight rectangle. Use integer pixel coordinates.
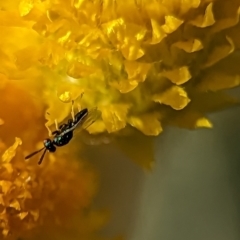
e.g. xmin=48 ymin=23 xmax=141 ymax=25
xmin=1 ymin=0 xmax=240 ymax=236
xmin=1 ymin=0 xmax=240 ymax=168
xmin=0 ymin=82 xmax=108 ymax=240
xmin=0 ymin=138 xmax=94 ymax=238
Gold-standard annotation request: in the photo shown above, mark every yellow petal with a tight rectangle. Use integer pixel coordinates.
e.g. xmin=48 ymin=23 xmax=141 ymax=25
xmin=104 ymin=22 xmax=147 ymax=58
xmin=67 ymin=61 xmax=100 ymax=79
xmin=149 ymin=19 xmax=166 ymax=44
xmin=86 ymin=120 xmax=106 ymax=134
xmin=172 ymin=39 xmax=203 ymax=53
xmin=21 ymin=190 xmax=32 ymax=199
xmin=124 ymin=61 xmax=151 ymax=82
xmin=110 ymin=78 xmax=138 ymax=93
xmin=198 ymin=71 xmax=240 ymax=92
xmin=202 ymin=36 xmax=235 ymax=68
xmin=145 ymin=1 xmax=167 ymax=21
xmin=2 ymin=163 xmax=13 ymax=174
xmin=162 ymin=15 xmax=183 ymax=34
xmin=121 ymin=43 xmax=145 ymax=61
xmin=1 ymin=137 xmax=22 ymax=163
xmin=162 ymin=0 xmax=201 ymax=15
xmin=0 ymin=181 xmax=12 ymax=194
xmin=18 ymin=212 xmax=28 ymax=220
xmin=115 ymin=132 xmax=155 ymax=171
xmin=190 ymin=2 xmax=215 ymax=27
xmin=102 ymin=18 xmax=126 ymax=46
xmin=101 ymin=104 xmax=130 ymax=133
xmin=212 ymin=6 xmax=240 ymax=33
xmin=162 ymin=66 xmax=192 ymax=85
xmin=46 ymin=9 xmax=60 ymax=22
xmin=128 ymin=113 xmax=162 ymax=136
xmin=153 ymin=86 xmax=190 ymax=110
xmin=9 ymin=199 xmax=20 ymax=210
xmin=58 ymin=91 xmax=72 ymax=103
xmin=196 ymin=117 xmax=213 ymax=128
xmin=30 ymin=209 xmax=39 ymax=221
xmin=44 ymin=93 xmax=72 ymax=133
xmin=170 ymin=111 xmax=213 ymax=129
xmin=57 ymin=82 xmax=84 ymax=103
xmin=18 ymin=0 xmax=34 ymax=17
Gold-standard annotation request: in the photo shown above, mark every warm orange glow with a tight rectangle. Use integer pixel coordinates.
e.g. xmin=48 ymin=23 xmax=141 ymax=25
xmin=0 ymin=0 xmax=240 ymax=238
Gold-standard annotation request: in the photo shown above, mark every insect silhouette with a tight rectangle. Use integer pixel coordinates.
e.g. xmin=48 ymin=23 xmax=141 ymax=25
xmin=25 ymin=105 xmax=100 ymax=165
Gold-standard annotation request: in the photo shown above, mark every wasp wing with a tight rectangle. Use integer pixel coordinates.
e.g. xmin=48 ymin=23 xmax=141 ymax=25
xmin=81 ymin=107 xmax=101 ymax=130
xmin=59 ymin=107 xmax=101 ymax=137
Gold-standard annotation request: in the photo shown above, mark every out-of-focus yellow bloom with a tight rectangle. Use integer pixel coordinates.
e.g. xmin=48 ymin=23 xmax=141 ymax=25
xmin=0 ymin=82 xmax=108 ymax=240
xmin=0 ymin=138 xmax=99 ymax=239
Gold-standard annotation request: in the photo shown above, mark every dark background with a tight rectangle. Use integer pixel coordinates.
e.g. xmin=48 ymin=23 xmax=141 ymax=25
xmin=86 ymin=90 xmax=240 ymax=240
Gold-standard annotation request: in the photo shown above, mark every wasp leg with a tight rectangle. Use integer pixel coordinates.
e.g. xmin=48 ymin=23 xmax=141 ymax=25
xmin=77 ymin=103 xmax=81 ymax=112
xmin=77 ymin=92 xmax=84 ymax=111
xmin=49 ymin=119 xmax=61 ymax=136
xmin=47 ymin=128 xmax=60 ymax=137
xmin=58 ymin=123 xmax=68 ymax=132
xmin=52 ymin=130 xmax=60 ymax=135
xmin=46 ymin=125 xmax=53 ymax=137
xmin=55 ymin=119 xmax=59 ymax=131
xmin=71 ymin=100 xmax=76 ymax=122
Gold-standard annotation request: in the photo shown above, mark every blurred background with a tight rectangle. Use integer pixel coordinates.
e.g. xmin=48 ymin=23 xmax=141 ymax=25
xmin=85 ymin=91 xmax=240 ymax=240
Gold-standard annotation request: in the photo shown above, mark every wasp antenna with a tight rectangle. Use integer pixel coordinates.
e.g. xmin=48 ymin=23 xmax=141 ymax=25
xmin=25 ymin=147 xmax=45 ymax=160
xmin=38 ymin=148 xmax=47 ymax=165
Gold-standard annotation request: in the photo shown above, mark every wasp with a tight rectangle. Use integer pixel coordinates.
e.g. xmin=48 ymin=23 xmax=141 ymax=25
xmin=25 ymin=105 xmax=100 ymax=165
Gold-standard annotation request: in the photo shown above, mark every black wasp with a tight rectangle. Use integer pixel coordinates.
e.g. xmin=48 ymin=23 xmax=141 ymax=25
xmin=25 ymin=106 xmax=99 ymax=165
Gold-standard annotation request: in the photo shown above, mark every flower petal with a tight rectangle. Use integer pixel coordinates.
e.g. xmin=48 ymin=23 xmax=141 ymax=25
xmin=101 ymin=104 xmax=130 ymax=133
xmin=189 ymin=2 xmax=215 ymax=27
xmin=153 ymin=86 xmax=190 ymax=110
xmin=202 ymin=36 xmax=235 ymax=68
xmin=128 ymin=112 xmax=163 ymax=136
xmin=110 ymin=78 xmax=139 ymax=93
xmin=198 ymin=71 xmax=240 ymax=91
xmin=162 ymin=15 xmax=183 ymax=34
xmin=170 ymin=111 xmax=213 ymax=129
xmin=18 ymin=0 xmax=34 ymax=17
xmin=1 ymin=137 xmax=22 ymax=163
xmin=162 ymin=66 xmax=192 ymax=85
xmin=172 ymin=39 xmax=203 ymax=53
xmin=149 ymin=19 xmax=166 ymax=44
